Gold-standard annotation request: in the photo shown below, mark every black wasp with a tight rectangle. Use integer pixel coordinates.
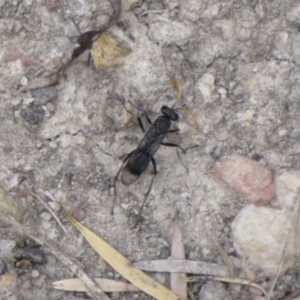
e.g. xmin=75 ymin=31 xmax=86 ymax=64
xmin=112 ymin=105 xmax=193 ymax=222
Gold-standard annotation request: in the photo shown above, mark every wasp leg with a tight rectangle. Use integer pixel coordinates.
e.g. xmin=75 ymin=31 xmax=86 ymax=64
xmin=161 ymin=142 xmax=186 ymax=154
xmin=165 ymin=143 xmax=198 ymax=174
xmin=161 ymin=142 xmax=198 ymax=154
xmin=144 ymin=111 xmax=152 ymax=125
xmin=137 ymin=117 xmax=146 ymax=132
xmin=133 ymin=157 xmax=157 ymax=227
xmin=111 ymin=151 xmax=134 ymax=215
xmin=137 ymin=111 xmax=152 ymax=133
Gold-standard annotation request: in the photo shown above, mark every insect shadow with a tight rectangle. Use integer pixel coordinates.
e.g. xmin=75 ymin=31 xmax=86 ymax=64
xmin=112 ymin=104 xmax=196 ymax=225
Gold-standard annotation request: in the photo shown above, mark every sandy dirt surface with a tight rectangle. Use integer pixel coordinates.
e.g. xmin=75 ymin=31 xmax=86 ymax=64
xmin=1 ymin=0 xmax=300 ymax=299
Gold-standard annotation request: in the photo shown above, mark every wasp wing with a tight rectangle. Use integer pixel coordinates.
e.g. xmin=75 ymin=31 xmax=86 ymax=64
xmin=121 ymin=167 xmax=140 ymax=185
xmin=121 ymin=150 xmax=151 ymax=185
xmin=121 ymin=117 xmax=171 ymax=185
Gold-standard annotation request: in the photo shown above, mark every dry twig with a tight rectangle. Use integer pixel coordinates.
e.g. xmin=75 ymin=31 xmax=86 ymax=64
xmin=15 ymin=0 xmax=122 ymax=93
xmin=25 ymin=183 xmax=67 ymax=233
xmin=170 ymin=212 xmax=187 ymax=300
xmin=267 ymin=190 xmax=300 ymax=300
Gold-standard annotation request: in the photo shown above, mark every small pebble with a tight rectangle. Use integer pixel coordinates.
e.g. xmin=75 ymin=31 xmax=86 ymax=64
xmin=218 ymin=87 xmax=227 ymax=99
xmin=210 ymin=145 xmax=222 ymax=159
xmin=278 ymin=128 xmax=287 ymax=137
xmin=48 ymin=201 xmax=61 ymax=212
xmin=249 ymin=286 xmax=263 ymax=295
xmin=40 ymin=211 xmax=52 ymax=221
xmin=111 ymin=292 xmax=120 ymax=300
xmin=14 ymin=21 xmax=22 ymax=33
xmin=71 ymin=208 xmax=85 ymax=221
xmin=36 ymin=141 xmax=43 ymax=149
xmin=27 ymin=195 xmax=34 ymax=203
xmin=42 ymin=220 xmax=52 ymax=230
xmin=120 ymin=203 xmax=130 ymax=210
xmin=46 ymin=102 xmax=55 ymax=113
xmin=76 ymin=134 xmax=86 ymax=146
xmin=0 ymin=240 xmax=16 ymax=256
xmin=107 ymin=271 xmax=114 ymax=278
xmin=198 ymin=281 xmax=232 ymax=300
xmin=31 ymin=270 xmax=39 ymax=278
xmin=46 ymin=228 xmax=60 ymax=240
xmin=46 ymin=0 xmax=57 ymax=13
xmin=22 ymin=105 xmax=44 ymax=124
xmin=196 ymin=73 xmax=216 ymax=102
xmin=23 ymin=97 xmax=34 ymax=105
xmin=146 ymin=247 xmax=160 ymax=257
xmin=11 ymin=97 xmax=22 ymax=106
xmin=154 ymin=273 xmax=166 ymax=284
xmin=49 ymin=141 xmax=57 ymax=148
xmin=20 ymin=76 xmax=28 ymax=86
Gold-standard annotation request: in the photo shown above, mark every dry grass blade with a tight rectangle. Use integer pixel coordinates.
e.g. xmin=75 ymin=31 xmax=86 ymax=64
xmin=66 ymin=214 xmax=181 ymax=300
xmin=52 ymin=278 xmax=140 ymax=292
xmin=267 ymin=190 xmax=300 ymax=300
xmin=170 ymin=212 xmax=187 ymax=300
xmin=0 ymin=213 xmax=108 ymax=300
xmin=45 ymin=249 xmax=110 ymax=300
xmin=132 ymin=259 xmax=229 ymax=276
xmin=187 ymin=276 xmax=267 ymax=296
xmin=215 ymin=244 xmax=235 ymax=277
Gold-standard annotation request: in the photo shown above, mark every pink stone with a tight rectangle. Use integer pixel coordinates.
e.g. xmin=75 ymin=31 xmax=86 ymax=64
xmin=21 ymin=55 xmax=39 ymax=68
xmin=1 ymin=43 xmax=22 ymax=63
xmin=46 ymin=0 xmax=57 ymax=13
xmin=212 ymin=154 xmax=275 ymax=205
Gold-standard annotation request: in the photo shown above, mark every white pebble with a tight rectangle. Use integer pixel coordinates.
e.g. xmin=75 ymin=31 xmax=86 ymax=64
xmin=20 ymin=76 xmax=28 ymax=86
xmin=23 ymin=97 xmax=34 ymax=105
xmin=42 ymin=220 xmax=52 ymax=230
xmin=40 ymin=211 xmax=52 ymax=221
xmin=31 ymin=270 xmax=39 ymax=278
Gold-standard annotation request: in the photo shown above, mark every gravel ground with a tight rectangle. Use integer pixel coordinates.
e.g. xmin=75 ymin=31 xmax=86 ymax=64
xmin=1 ymin=0 xmax=300 ymax=299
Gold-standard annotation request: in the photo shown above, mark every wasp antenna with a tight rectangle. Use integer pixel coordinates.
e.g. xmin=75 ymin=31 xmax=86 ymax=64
xmin=170 ymin=77 xmax=182 ymax=107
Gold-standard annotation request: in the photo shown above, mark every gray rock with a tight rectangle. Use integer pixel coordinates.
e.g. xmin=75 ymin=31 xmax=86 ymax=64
xmin=232 ymin=171 xmax=300 ymax=275
xmin=32 ymin=86 xmax=58 ymax=106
